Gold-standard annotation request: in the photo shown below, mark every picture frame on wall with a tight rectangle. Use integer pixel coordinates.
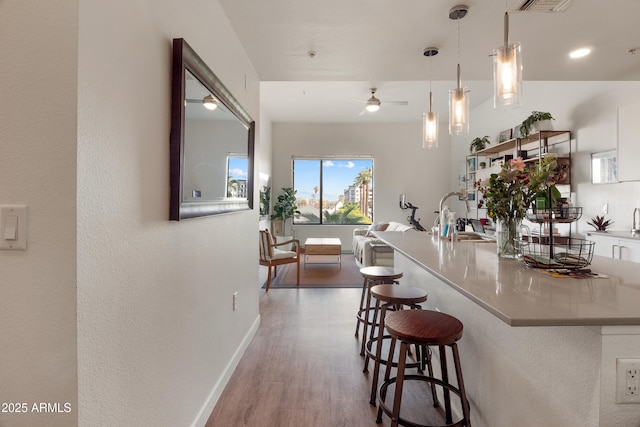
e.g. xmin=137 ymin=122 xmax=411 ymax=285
xmin=591 ymin=150 xmax=618 ymax=184
xmin=499 ymin=128 xmax=513 ymax=143
xmin=512 ymin=125 xmax=521 ymax=139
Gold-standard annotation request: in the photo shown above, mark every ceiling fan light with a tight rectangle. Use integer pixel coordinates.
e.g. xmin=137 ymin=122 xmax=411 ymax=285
xmin=423 ymin=111 xmax=438 ymax=149
xmin=202 ymin=94 xmax=218 ymax=110
xmin=366 ymin=100 xmax=380 ymax=112
xmin=494 ymin=43 xmax=523 ymax=109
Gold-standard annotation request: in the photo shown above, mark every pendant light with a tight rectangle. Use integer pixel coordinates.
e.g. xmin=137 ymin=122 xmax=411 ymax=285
xmin=493 ymin=2 xmax=523 ymax=109
xmin=423 ymin=47 xmax=439 ymax=149
xmin=448 ymin=5 xmax=470 ymax=135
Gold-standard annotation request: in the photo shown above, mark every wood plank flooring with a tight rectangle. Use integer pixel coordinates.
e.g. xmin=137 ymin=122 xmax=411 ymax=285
xmin=205 ymin=288 xmax=448 ymax=427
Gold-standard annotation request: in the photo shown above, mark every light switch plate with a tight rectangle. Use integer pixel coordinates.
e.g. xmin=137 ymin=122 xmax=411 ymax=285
xmin=0 ymin=205 xmax=27 ymax=250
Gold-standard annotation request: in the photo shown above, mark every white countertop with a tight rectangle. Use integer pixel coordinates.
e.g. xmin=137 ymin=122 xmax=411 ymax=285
xmin=586 ymin=230 xmax=640 ymax=241
xmin=375 ymin=231 xmax=640 ymax=327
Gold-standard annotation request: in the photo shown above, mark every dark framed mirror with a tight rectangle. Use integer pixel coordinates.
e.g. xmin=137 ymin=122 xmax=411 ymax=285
xmin=170 ymin=38 xmax=255 ymax=220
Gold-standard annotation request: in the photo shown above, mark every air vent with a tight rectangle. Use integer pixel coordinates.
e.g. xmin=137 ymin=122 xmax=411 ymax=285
xmin=513 ymin=0 xmax=571 ymax=12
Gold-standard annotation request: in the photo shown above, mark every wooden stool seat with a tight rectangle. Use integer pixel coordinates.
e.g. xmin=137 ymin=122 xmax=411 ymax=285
xmin=370 ymin=284 xmax=428 ymax=305
xmin=385 ymin=310 xmax=463 ymax=347
xmin=377 ymin=310 xmax=471 ymax=427
xmin=355 ymin=266 xmax=403 ymax=356
xmin=360 ymin=266 xmax=404 ymax=282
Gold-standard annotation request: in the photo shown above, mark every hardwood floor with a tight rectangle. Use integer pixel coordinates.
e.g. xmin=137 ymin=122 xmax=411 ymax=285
xmin=205 ymin=288 xmax=447 ymax=427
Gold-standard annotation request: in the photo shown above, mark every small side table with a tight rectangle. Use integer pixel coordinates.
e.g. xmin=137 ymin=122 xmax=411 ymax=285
xmin=304 ymin=238 xmax=342 ymax=268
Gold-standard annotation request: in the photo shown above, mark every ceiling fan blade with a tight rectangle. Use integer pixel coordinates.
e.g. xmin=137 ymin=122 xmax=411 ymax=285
xmin=357 ymin=108 xmax=367 ymax=116
xmin=351 ymin=97 xmax=368 ymax=104
xmin=382 ymin=101 xmax=409 ymax=106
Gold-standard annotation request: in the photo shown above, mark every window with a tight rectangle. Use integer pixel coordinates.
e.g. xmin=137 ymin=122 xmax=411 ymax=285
xmin=227 ymin=155 xmax=248 ymax=198
xmin=293 ymin=158 xmax=373 ymax=225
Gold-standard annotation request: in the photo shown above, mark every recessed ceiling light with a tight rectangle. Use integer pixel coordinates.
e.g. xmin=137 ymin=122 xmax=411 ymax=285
xmin=569 ymin=48 xmax=591 ymax=59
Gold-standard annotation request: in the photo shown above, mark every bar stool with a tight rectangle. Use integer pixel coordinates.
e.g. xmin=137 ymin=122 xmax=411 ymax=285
xmin=355 ymin=266 xmax=403 ymax=356
xmin=377 ymin=310 xmax=471 ymax=427
xmin=365 ymin=284 xmax=436 ymax=409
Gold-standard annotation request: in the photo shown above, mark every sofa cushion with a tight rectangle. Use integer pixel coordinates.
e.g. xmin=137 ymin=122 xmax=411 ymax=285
xmin=385 ymin=221 xmax=413 ymax=232
xmin=366 ymin=222 xmax=389 ymax=236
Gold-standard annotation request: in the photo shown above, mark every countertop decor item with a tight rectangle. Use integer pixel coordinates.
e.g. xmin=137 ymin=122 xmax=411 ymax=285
xmin=475 ymin=155 xmax=557 ymax=223
xmin=475 ymin=155 xmax=558 ymax=258
xmin=587 ymin=215 xmax=614 ymax=231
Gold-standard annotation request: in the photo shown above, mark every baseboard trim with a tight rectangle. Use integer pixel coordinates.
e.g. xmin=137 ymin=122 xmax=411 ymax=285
xmin=191 ymin=314 xmax=261 ymax=427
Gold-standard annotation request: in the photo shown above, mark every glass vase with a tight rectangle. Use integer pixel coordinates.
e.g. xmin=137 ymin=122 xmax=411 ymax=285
xmin=496 ymin=218 xmax=521 ymax=259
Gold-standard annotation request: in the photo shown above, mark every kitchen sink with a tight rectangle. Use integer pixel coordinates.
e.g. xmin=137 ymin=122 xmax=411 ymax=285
xmin=455 ymin=232 xmax=495 ymax=243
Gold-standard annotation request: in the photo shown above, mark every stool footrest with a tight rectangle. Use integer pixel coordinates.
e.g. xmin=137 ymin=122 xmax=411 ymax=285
xmin=378 ymin=375 xmax=467 ymax=427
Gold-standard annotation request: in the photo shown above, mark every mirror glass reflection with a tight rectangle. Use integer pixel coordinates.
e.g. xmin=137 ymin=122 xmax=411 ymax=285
xmin=183 ymin=70 xmax=249 ymax=203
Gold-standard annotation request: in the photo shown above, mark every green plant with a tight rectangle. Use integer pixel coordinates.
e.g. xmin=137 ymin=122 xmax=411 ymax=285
xmin=469 ymin=136 xmax=491 ymax=153
xmin=259 ymin=186 xmax=270 ymax=216
xmin=271 ymin=187 xmax=300 ymax=224
xmin=519 ymin=111 xmax=554 ymax=139
xmin=587 ymin=215 xmax=614 ymax=231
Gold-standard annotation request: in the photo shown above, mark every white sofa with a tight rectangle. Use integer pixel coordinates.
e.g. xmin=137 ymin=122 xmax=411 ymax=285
xmin=352 ymin=221 xmax=415 ymax=268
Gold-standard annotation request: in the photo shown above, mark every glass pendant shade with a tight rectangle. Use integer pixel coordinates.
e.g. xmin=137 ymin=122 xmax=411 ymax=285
xmin=493 ymin=41 xmax=523 ymax=109
xmin=448 ymin=86 xmax=469 ymax=135
xmin=423 ymin=111 xmax=438 ymax=149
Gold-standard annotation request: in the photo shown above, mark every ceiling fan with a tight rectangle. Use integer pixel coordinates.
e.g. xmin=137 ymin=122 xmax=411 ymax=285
xmin=353 ymin=88 xmax=408 ymax=115
xmin=186 ymin=95 xmax=218 ymax=110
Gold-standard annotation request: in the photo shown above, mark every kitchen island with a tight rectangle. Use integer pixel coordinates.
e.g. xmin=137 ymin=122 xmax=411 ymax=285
xmin=374 ymin=230 xmax=640 ymax=427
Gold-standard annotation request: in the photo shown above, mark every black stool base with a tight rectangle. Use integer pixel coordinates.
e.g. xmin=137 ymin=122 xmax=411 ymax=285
xmin=378 ymin=374 xmax=467 ymax=427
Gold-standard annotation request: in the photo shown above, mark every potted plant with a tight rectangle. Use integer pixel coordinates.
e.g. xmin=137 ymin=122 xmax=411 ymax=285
xmin=587 ymin=215 xmax=614 ymax=232
xmin=469 ymin=136 xmax=491 ymax=153
xmin=271 ymin=187 xmax=300 ymax=237
xmin=479 ymin=161 xmax=487 ymax=169
xmin=519 ymin=111 xmax=554 ymax=139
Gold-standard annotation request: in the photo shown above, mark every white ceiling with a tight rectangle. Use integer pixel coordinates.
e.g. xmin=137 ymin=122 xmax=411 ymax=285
xmin=219 ymin=0 xmax=640 ymax=123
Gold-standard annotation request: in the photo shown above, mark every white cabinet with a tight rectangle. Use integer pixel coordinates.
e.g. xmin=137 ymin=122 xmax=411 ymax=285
xmin=618 ymin=102 xmax=640 ymax=182
xmin=587 ymin=232 xmax=640 ymax=263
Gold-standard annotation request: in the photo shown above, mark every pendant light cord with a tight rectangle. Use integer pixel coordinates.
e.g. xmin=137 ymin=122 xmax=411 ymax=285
xmin=456 ymin=16 xmax=462 ymax=90
xmin=504 ymin=0 xmax=510 ymax=48
xmin=428 ymin=56 xmax=433 ymax=112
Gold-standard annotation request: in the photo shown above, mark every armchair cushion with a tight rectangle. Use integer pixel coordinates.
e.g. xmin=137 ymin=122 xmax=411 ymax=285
xmin=271 ymin=248 xmax=298 ymax=260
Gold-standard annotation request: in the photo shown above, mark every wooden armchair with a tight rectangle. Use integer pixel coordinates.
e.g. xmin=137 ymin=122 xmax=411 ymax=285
xmin=259 ymin=229 xmax=300 ymax=291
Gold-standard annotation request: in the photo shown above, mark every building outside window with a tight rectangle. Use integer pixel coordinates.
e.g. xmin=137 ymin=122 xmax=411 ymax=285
xmin=227 ymin=155 xmax=248 ymax=198
xmin=292 ymin=158 xmax=373 ymax=225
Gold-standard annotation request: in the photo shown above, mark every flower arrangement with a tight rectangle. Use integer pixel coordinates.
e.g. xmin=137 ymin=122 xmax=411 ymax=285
xmin=474 ymin=155 xmax=558 ymax=222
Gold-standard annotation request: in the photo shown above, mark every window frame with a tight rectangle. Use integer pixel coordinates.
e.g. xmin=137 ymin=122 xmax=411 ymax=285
xmin=291 ymin=156 xmax=374 ymax=226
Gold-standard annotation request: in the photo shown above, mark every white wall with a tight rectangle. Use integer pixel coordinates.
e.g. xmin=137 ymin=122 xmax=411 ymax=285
xmin=0 ymin=2 xmax=78 ymax=426
xmin=271 ymin=122 xmax=454 ymax=249
xmin=450 ymin=81 xmax=640 ymax=233
xmin=1 ymin=4 xmax=265 ymax=426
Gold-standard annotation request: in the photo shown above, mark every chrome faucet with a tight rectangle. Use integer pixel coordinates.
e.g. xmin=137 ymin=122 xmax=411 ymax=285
xmin=438 ymin=191 xmax=470 ymax=237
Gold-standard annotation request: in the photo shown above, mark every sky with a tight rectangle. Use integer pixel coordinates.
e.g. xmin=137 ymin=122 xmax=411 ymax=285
xmin=228 ymin=156 xmax=248 ymax=181
xmin=293 ymin=159 xmax=373 ymax=202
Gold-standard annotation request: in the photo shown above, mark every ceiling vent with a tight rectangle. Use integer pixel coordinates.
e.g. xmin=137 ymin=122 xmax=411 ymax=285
xmin=513 ymin=0 xmax=571 ymax=13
